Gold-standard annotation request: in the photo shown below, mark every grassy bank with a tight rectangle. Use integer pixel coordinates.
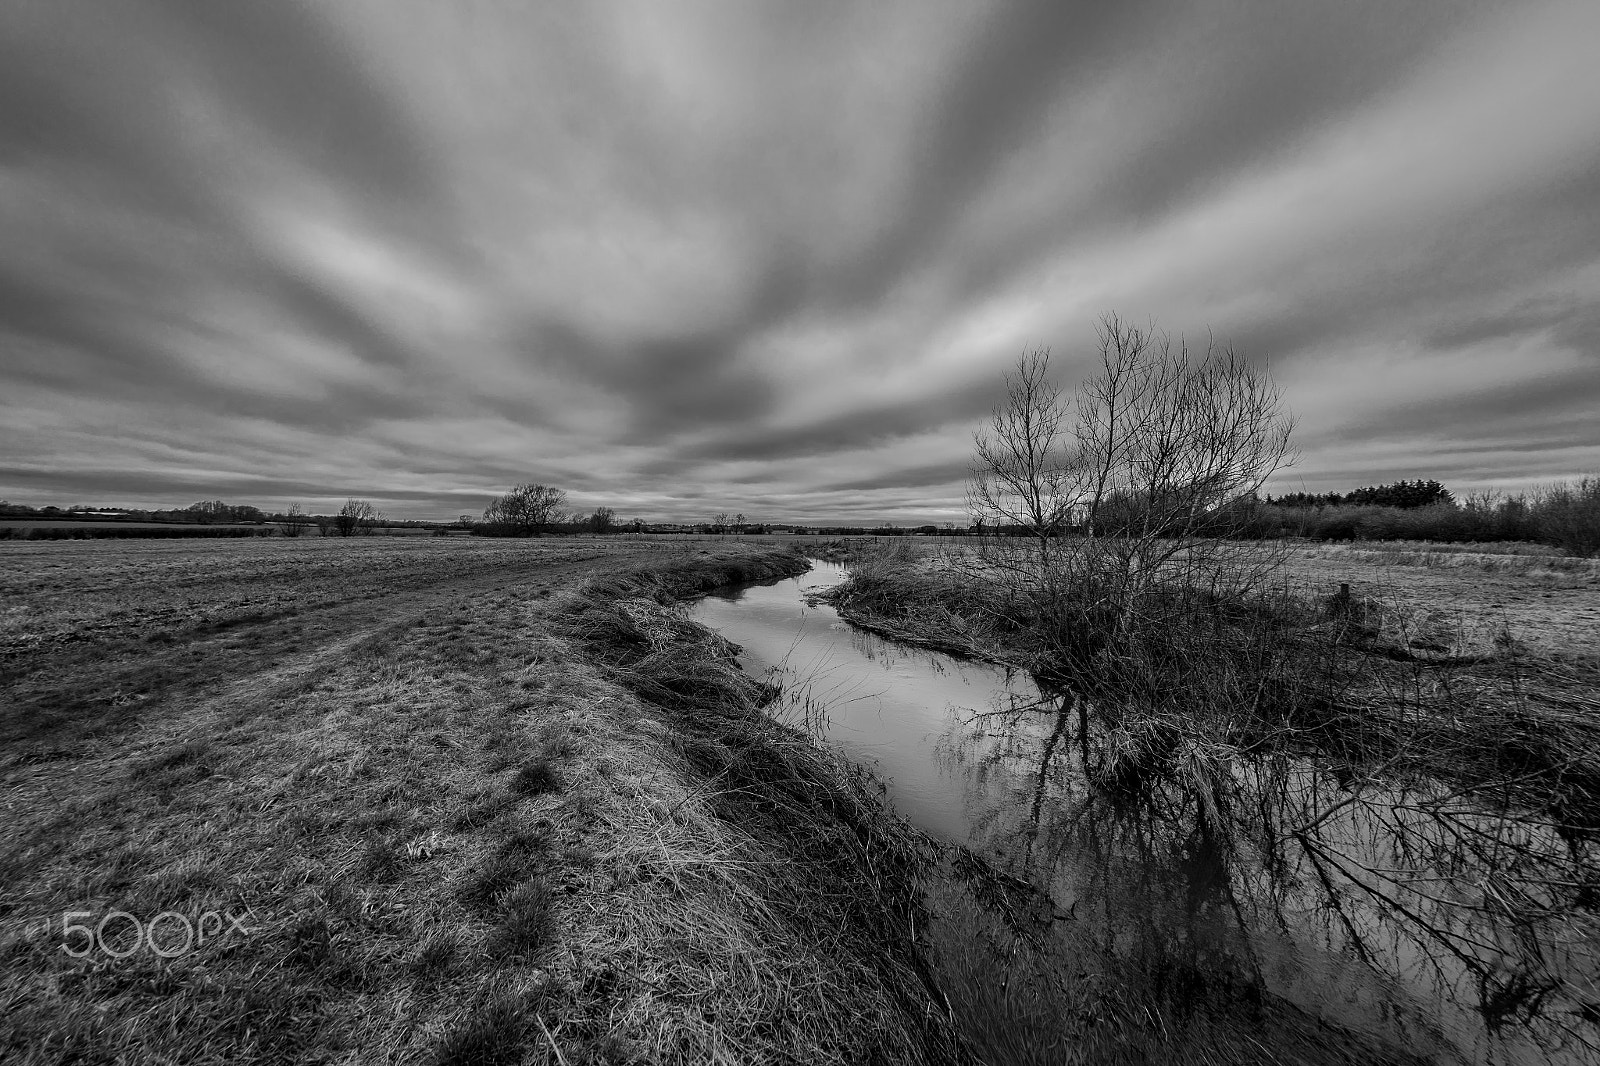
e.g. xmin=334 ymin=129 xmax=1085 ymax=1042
xmin=0 ymin=542 xmax=964 ymax=1064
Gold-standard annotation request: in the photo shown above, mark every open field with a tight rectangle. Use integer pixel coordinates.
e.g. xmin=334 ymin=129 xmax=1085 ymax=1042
xmin=1282 ymin=542 xmax=1600 ymax=660
xmin=1 ymin=538 xmax=964 ymax=1065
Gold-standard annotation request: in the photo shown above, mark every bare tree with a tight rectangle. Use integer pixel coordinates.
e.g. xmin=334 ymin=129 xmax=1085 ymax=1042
xmin=281 ymin=503 xmax=312 ymax=538
xmin=587 ymin=506 xmax=615 ymax=534
xmin=1533 ymin=475 xmax=1600 ymax=557
xmin=967 ymin=349 xmax=1079 ymax=568
xmin=969 ymin=313 xmax=1295 ymax=641
xmin=334 ymin=498 xmax=382 ymax=537
xmin=482 ymin=484 xmax=567 ymax=537
xmin=1075 ymin=314 xmax=1295 ymax=593
xmin=710 ymin=511 xmax=731 ymax=535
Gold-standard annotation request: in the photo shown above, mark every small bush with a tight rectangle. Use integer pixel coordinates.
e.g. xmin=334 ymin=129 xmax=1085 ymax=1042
xmin=1536 ymin=476 xmax=1600 ymax=557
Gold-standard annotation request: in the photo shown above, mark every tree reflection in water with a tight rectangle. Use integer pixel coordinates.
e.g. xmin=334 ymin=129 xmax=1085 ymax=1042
xmin=931 ymin=688 xmax=1600 ymax=1065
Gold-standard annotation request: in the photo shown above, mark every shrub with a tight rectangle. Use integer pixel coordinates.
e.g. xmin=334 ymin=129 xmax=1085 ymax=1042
xmin=1535 ymin=476 xmax=1600 ymax=557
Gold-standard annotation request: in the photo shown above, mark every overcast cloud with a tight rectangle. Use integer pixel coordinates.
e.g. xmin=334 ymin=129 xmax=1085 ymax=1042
xmin=2 ymin=0 xmax=1597 ymax=522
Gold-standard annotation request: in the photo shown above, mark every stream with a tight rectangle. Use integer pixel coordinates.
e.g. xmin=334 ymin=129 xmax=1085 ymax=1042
xmin=691 ymin=562 xmax=1598 ymax=1066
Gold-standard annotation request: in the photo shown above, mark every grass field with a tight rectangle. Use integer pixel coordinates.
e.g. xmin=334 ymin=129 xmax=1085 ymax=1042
xmin=0 ymin=537 xmax=964 ymax=1065
xmin=1281 ymin=541 xmax=1600 ymax=659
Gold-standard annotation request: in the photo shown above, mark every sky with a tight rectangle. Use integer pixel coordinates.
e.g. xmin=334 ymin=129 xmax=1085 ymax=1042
xmin=2 ymin=0 xmax=1598 ymax=524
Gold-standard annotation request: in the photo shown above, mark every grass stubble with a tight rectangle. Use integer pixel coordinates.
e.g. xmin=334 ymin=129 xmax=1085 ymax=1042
xmin=0 ymin=541 xmax=967 ymax=1065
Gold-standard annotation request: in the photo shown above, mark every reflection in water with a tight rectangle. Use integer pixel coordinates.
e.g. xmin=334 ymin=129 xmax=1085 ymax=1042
xmin=947 ymin=692 xmax=1599 ymax=1064
xmin=692 ymin=566 xmax=1599 ymax=1064
xmin=696 ymin=563 xmax=1027 ymax=841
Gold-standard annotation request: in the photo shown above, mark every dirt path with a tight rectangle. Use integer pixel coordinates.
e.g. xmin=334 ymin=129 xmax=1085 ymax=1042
xmin=0 ymin=539 xmax=660 ymax=756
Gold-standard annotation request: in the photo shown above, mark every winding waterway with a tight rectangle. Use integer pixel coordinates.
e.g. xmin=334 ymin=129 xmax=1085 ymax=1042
xmin=691 ymin=562 xmax=1598 ymax=1066
xmin=694 ymin=562 xmax=1042 ymax=841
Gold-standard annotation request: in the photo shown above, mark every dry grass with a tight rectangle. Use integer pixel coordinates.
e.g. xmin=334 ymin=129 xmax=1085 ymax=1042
xmin=821 ymin=539 xmax=1030 ymax=666
xmin=0 ymin=540 xmax=967 ymax=1064
xmin=1299 ymin=541 xmax=1600 ymax=583
xmin=551 ymin=554 xmax=965 ymax=1063
xmin=1278 ymin=541 xmax=1600 ymax=661
xmin=1319 ymin=540 xmax=1568 ymax=557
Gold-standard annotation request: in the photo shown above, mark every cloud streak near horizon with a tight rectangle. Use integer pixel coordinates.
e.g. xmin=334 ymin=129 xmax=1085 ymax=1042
xmin=2 ymin=0 xmax=1598 ymax=522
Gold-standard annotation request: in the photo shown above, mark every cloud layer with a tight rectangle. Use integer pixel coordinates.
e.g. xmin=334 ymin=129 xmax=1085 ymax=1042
xmin=3 ymin=0 xmax=1597 ymax=521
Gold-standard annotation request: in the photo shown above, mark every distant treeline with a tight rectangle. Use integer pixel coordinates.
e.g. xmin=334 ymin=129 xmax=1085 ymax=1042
xmin=960 ymin=477 xmax=1600 ymax=557
xmin=0 ymin=499 xmax=436 ymax=534
xmin=0 ymin=525 xmax=276 ymax=541
xmin=6 ymin=474 xmax=1596 ymax=555
xmin=1238 ymin=477 xmax=1599 ymax=555
xmin=0 ymin=497 xmax=287 ymax=540
xmin=1 ymin=500 xmax=277 ymax=525
xmin=1266 ymin=478 xmax=1454 ymax=510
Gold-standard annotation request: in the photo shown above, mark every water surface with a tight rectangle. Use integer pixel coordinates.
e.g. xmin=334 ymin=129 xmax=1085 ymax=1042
xmin=694 ymin=562 xmax=1038 ymax=840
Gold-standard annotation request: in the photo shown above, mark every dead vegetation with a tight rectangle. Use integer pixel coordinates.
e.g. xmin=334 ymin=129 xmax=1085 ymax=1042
xmin=1299 ymin=541 xmax=1600 ymax=584
xmin=0 ymin=540 xmax=966 ymax=1065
